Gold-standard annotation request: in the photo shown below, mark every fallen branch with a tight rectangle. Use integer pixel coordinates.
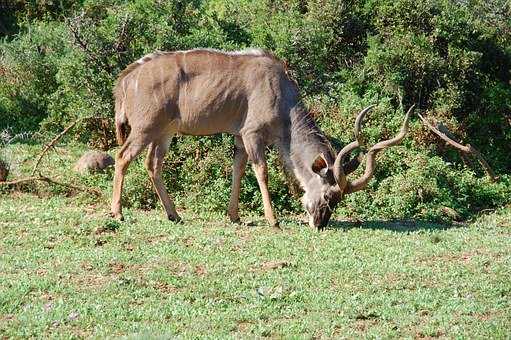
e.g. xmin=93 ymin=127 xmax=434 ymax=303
xmin=0 ymin=175 xmax=102 ymax=196
xmin=30 ymin=115 xmax=107 ymax=175
xmin=31 ymin=120 xmax=79 ymax=176
xmin=418 ymin=113 xmax=498 ymax=182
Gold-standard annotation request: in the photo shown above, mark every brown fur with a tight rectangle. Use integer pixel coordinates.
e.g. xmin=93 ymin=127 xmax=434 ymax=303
xmin=110 ymin=48 xmax=308 ymax=226
xmin=114 ymin=51 xmax=176 ymax=145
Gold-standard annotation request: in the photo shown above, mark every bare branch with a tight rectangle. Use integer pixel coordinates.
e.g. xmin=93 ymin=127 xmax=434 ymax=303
xmin=114 ymin=14 xmax=131 ymax=56
xmin=0 ymin=175 xmax=102 ymax=196
xmin=31 ymin=119 xmax=79 ymax=176
xmin=67 ymin=14 xmax=113 ymax=73
xmin=418 ymin=113 xmax=497 ymax=182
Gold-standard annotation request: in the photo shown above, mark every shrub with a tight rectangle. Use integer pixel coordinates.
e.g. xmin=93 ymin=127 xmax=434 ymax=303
xmin=0 ymin=0 xmax=510 ymax=221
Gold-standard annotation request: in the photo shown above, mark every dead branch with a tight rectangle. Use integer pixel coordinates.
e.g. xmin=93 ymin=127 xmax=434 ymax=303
xmin=31 ymin=120 xmax=79 ymax=176
xmin=418 ymin=113 xmax=498 ymax=182
xmin=0 ymin=175 xmax=102 ymax=196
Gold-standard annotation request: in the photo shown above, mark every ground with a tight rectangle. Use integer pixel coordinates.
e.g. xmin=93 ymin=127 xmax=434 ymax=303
xmin=1 ymin=192 xmax=510 ymax=338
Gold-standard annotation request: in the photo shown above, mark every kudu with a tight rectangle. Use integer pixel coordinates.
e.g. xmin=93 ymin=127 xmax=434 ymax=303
xmin=111 ymin=48 xmax=413 ymax=229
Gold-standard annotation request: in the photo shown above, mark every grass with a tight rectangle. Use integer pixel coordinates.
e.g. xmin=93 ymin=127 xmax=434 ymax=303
xmin=1 ymin=192 xmax=510 ymax=338
xmin=1 ymin=142 xmax=510 ymax=338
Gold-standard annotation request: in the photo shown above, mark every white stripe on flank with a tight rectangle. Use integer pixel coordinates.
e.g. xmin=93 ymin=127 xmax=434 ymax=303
xmin=159 ymin=66 xmax=165 ymax=103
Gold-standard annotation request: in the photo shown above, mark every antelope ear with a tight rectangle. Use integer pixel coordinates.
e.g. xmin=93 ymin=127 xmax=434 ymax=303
xmin=311 ymin=154 xmax=329 ymax=177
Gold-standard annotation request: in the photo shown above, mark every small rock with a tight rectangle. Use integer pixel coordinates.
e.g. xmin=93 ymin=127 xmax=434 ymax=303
xmin=256 ymin=285 xmax=285 ymax=300
xmin=74 ymin=151 xmax=114 ymax=174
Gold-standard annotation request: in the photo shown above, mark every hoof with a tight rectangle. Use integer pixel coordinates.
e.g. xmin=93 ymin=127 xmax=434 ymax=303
xmin=243 ymin=220 xmax=256 ymax=227
xmin=110 ymin=212 xmax=124 ymax=221
xmin=270 ymin=221 xmax=281 ymax=230
xmin=229 ymin=215 xmax=241 ymax=224
xmin=168 ymin=214 xmax=182 ymax=223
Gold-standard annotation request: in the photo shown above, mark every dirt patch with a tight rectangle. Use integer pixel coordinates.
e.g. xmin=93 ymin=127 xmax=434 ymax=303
xmin=147 ymin=234 xmax=170 ymax=244
xmin=0 ymin=314 xmax=16 ymax=322
xmin=165 ymin=261 xmax=191 ymax=277
xmin=417 ymin=250 xmax=504 ymax=266
xmin=80 ymin=262 xmax=94 ymax=271
xmin=74 ymin=273 xmax=109 ymax=289
xmin=94 ymin=238 xmax=108 ymax=247
xmin=351 ymin=313 xmax=380 ymax=333
xmin=35 ymin=268 xmax=48 ymax=276
xmin=251 ymin=260 xmax=293 ymax=273
xmin=471 ymin=310 xmax=503 ymax=321
xmin=235 ymin=321 xmax=252 ymax=333
xmin=182 ymin=236 xmax=195 ymax=247
xmin=108 ymin=262 xmax=126 ymax=274
xmin=153 ymin=282 xmax=179 ymax=294
xmin=415 ymin=330 xmax=445 ymax=339
xmin=194 ymin=265 xmax=207 ymax=277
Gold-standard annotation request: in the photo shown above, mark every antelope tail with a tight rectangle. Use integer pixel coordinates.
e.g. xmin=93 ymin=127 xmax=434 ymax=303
xmin=114 ymin=95 xmax=130 ymax=146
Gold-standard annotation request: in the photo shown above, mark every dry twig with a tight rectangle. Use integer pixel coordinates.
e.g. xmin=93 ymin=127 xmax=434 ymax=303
xmin=418 ymin=113 xmax=498 ymax=182
xmin=31 ymin=120 xmax=79 ymax=176
xmin=0 ymin=175 xmax=102 ymax=196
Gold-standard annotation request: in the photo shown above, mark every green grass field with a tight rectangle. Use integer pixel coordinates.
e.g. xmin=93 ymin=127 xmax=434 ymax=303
xmin=1 ymin=191 xmax=510 ymax=338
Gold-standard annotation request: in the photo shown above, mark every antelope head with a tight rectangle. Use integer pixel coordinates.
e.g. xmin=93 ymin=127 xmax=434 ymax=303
xmin=303 ymin=105 xmax=415 ymax=230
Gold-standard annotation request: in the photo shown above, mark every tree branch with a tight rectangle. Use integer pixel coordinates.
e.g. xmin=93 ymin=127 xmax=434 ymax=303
xmin=31 ymin=119 xmax=79 ymax=176
xmin=0 ymin=175 xmax=102 ymax=196
xmin=418 ymin=113 xmax=498 ymax=182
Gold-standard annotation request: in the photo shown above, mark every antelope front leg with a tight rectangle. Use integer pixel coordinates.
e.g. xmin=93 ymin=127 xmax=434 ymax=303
xmin=242 ymin=133 xmax=278 ymax=227
xmin=251 ymin=161 xmax=278 ymax=227
xmin=228 ymin=136 xmax=248 ymax=223
xmin=111 ymin=158 xmax=127 ymax=220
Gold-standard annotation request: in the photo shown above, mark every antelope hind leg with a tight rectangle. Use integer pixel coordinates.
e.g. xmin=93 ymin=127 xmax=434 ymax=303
xmin=145 ymin=142 xmax=181 ymax=222
xmin=111 ymin=137 xmax=148 ymax=220
xmin=228 ymin=136 xmax=248 ymax=223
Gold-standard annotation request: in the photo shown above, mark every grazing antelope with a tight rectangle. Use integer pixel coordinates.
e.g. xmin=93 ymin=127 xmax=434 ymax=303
xmin=111 ymin=48 xmax=413 ymax=229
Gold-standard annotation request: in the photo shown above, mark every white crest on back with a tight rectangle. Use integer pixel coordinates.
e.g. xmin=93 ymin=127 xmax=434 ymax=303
xmin=134 ymin=48 xmax=267 ymax=65
xmin=182 ymin=48 xmax=267 ymax=56
xmin=224 ymin=48 xmax=266 ymax=56
xmin=135 ymin=51 xmax=171 ymax=64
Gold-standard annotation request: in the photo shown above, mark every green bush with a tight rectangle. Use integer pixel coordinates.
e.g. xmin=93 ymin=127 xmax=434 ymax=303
xmin=338 ymin=150 xmax=511 ymax=222
xmin=0 ymin=0 xmax=510 ymax=221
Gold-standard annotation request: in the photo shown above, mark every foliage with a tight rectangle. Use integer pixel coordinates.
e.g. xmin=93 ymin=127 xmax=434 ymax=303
xmin=338 ymin=149 xmax=511 ymax=222
xmin=0 ymin=0 xmax=510 ymax=221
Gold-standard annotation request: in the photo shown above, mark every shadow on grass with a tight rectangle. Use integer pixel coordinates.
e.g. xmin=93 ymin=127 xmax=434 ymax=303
xmin=326 ymin=219 xmax=465 ymax=232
